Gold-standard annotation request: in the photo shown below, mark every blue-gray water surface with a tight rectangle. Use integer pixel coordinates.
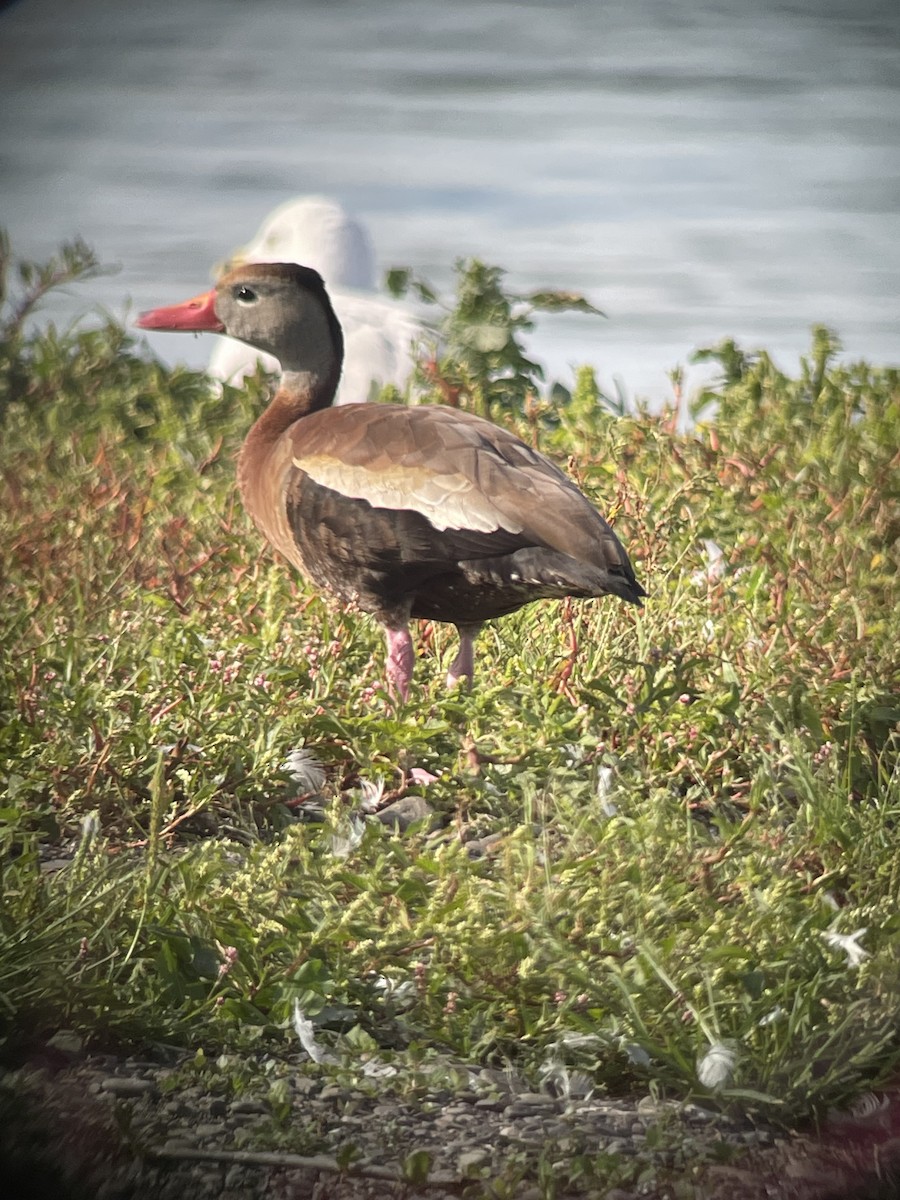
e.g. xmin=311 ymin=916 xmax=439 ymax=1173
xmin=1 ymin=0 xmax=898 ymax=400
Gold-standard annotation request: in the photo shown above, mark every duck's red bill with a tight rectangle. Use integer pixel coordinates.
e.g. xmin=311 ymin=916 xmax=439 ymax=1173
xmin=135 ymin=289 xmax=225 ymax=333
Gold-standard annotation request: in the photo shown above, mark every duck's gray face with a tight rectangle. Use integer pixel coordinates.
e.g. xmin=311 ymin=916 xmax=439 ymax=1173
xmin=134 ymin=273 xmax=301 ymax=350
xmin=136 ymin=262 xmax=343 ymax=373
xmin=134 ymin=276 xmax=296 ymax=348
xmin=210 ymin=275 xmax=306 ymax=358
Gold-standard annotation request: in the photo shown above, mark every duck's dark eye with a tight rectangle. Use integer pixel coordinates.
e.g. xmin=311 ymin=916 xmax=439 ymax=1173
xmin=234 ymin=285 xmax=258 ymax=304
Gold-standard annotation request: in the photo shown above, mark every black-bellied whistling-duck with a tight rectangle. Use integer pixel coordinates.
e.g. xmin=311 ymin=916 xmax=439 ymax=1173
xmin=136 ymin=263 xmax=645 ymax=699
xmin=207 ymin=196 xmax=421 ymax=404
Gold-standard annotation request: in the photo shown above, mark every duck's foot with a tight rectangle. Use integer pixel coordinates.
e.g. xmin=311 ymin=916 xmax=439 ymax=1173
xmin=550 ymin=597 xmax=579 ymax=700
xmin=446 ymin=624 xmax=481 ymax=690
xmin=385 ymin=627 xmax=414 ymax=701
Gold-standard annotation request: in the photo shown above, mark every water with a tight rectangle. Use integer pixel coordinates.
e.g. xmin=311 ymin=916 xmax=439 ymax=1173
xmin=2 ymin=0 xmax=898 ymax=401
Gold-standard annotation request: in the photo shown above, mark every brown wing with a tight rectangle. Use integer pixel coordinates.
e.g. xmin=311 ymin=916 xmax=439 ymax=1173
xmin=289 ymin=403 xmax=631 ymax=577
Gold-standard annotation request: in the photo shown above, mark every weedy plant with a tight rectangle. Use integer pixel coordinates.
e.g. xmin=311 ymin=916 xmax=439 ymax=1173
xmin=1 ymin=237 xmax=899 ymax=1138
xmin=387 ymin=258 xmax=604 ymax=419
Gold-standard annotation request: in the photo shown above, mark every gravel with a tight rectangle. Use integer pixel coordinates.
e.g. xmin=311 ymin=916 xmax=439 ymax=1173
xmin=2 ymin=1043 xmax=899 ymax=1199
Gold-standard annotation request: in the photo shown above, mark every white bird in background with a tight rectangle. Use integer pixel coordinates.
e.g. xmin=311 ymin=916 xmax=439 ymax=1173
xmin=207 ymin=196 xmax=423 ymax=405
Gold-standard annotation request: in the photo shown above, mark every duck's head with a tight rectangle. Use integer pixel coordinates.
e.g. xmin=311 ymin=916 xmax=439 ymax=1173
xmin=136 ymin=262 xmax=344 ymax=378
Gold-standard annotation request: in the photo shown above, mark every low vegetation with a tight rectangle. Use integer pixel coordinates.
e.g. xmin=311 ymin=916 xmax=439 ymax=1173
xmin=1 ymin=236 xmax=898 ymax=1174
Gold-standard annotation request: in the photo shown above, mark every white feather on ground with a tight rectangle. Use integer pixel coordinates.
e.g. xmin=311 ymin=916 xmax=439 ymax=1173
xmin=207 ymin=196 xmax=423 ymax=405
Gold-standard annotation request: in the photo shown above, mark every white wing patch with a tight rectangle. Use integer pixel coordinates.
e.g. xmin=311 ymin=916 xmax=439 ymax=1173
xmin=293 ymin=453 xmax=523 ymax=534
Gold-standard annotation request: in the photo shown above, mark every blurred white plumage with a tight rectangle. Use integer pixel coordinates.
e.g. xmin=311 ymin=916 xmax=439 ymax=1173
xmin=207 ymin=196 xmax=423 ymax=404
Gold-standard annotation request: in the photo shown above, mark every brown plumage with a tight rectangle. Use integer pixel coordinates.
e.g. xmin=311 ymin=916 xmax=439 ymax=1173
xmin=136 ymin=262 xmax=645 ymax=698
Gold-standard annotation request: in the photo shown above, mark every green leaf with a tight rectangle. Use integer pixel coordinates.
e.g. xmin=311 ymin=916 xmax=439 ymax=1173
xmin=523 ymin=290 xmax=605 ymax=316
xmin=401 ymin=1148 xmax=432 ymax=1186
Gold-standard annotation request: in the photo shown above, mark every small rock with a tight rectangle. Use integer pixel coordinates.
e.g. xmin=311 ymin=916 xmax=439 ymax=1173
xmin=545 ymin=1126 xmax=573 ymax=1142
xmin=371 ymin=1102 xmax=399 ymax=1117
xmin=208 ymin=1097 xmax=228 ymax=1118
xmin=319 ymin=1085 xmax=344 ymax=1101
xmin=432 ymin=1114 xmax=460 ymax=1127
xmin=229 ymin=1097 xmax=268 ymax=1114
xmin=465 ymin=832 xmax=504 ymax=858
xmin=162 ymin=1138 xmax=194 ymax=1152
xmin=457 ymin=1148 xmax=491 ymax=1174
xmin=293 ymin=1076 xmax=320 ymax=1096
xmin=162 ymin=1099 xmax=194 ymax=1119
xmin=474 ymin=1097 xmax=505 ymax=1111
xmin=513 ymin=1091 xmax=556 ymax=1106
xmin=100 ymin=1077 xmax=158 ymax=1098
xmin=193 ymin=1123 xmax=224 ymax=1139
xmin=40 ymin=859 xmax=73 ymax=875
xmin=426 ymin=1170 xmax=458 ymax=1186
xmin=46 ymin=1030 xmax=84 ymax=1056
xmin=516 ymin=1118 xmax=552 ymax=1136
xmin=375 ymin=795 xmax=433 ymax=831
xmin=505 ymin=1099 xmax=561 ymax=1117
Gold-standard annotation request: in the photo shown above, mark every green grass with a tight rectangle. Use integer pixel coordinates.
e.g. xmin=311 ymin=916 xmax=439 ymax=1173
xmin=1 ymin=238 xmax=899 ymax=1139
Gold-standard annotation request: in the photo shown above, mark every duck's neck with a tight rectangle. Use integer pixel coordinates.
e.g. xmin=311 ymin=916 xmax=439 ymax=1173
xmin=266 ymin=370 xmax=334 ymax=426
xmin=246 ymin=355 xmax=341 ymax=439
xmin=237 ymin=360 xmax=340 ymax=501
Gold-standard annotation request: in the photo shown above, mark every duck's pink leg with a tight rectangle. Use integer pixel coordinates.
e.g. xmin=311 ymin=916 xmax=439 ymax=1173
xmin=446 ymin=624 xmax=481 ymax=689
xmin=385 ymin=626 xmax=415 ymax=700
